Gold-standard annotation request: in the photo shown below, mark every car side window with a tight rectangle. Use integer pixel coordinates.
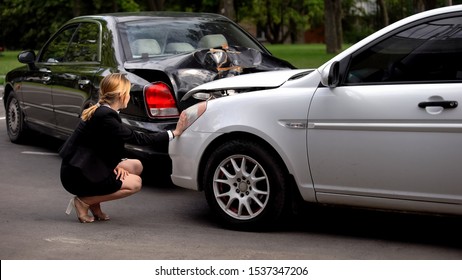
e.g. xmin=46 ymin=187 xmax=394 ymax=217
xmin=65 ymin=22 xmax=100 ymax=62
xmin=39 ymin=22 xmax=100 ymax=63
xmin=345 ymin=15 xmax=462 ymax=84
xmin=39 ymin=25 xmax=78 ymax=63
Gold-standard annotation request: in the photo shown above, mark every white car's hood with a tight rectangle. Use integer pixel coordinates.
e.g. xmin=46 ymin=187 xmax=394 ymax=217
xmin=182 ymin=69 xmax=312 ymax=100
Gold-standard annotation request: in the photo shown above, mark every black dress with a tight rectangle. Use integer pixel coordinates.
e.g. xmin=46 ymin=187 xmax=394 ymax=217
xmin=59 ymin=106 xmax=169 ymax=196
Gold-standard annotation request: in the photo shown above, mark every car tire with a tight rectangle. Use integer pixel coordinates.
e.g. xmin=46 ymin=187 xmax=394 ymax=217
xmin=202 ymin=139 xmax=289 ymax=230
xmin=6 ymin=93 xmax=29 ymax=143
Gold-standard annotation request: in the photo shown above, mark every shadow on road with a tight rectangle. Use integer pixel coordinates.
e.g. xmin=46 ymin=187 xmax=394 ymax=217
xmin=284 ymin=203 xmax=462 ymax=249
xmin=16 ymin=133 xmax=65 ymax=152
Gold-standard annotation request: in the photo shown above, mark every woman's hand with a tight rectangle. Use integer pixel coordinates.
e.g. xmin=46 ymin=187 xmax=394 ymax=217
xmin=173 ymin=110 xmax=188 ymax=138
xmin=114 ymin=166 xmax=129 ymax=180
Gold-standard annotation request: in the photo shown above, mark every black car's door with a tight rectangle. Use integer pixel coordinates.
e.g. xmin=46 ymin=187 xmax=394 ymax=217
xmin=17 ymin=66 xmax=54 ymax=129
xmin=51 ymin=64 xmax=99 ymax=134
xmin=18 ymin=24 xmax=79 ymax=131
xmin=49 ymin=22 xmax=101 ymax=135
xmin=36 ymin=22 xmax=101 ymax=137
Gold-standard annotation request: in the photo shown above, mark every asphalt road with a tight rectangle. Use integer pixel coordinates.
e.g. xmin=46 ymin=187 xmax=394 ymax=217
xmin=0 ymin=97 xmax=461 ymax=260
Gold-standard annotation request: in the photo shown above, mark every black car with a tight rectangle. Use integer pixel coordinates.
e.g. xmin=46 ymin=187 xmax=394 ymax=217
xmin=2 ymin=12 xmax=293 ymax=175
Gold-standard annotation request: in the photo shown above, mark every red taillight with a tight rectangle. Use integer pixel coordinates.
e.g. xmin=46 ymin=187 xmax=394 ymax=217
xmin=144 ymin=82 xmax=179 ymax=118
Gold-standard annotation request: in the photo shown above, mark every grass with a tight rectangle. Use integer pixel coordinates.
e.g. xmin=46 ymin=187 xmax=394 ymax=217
xmin=0 ymin=44 xmax=342 ymax=85
xmin=0 ymin=50 xmax=23 ymax=85
xmin=266 ymin=44 xmax=338 ymax=68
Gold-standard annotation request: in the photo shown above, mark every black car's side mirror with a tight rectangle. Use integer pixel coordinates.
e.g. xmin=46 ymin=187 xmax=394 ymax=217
xmin=18 ymin=50 xmax=37 ymax=70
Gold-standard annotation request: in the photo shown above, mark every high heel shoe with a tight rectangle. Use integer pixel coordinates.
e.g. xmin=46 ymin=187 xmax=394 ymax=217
xmin=90 ymin=204 xmax=110 ymax=221
xmin=65 ymin=196 xmax=94 ymax=223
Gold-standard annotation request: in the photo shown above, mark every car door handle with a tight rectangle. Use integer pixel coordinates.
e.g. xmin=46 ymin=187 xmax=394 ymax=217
xmin=418 ymin=101 xmax=458 ymax=109
xmin=78 ymin=79 xmax=91 ymax=89
xmin=37 ymin=68 xmax=52 ymax=84
xmin=42 ymin=75 xmax=52 ymax=84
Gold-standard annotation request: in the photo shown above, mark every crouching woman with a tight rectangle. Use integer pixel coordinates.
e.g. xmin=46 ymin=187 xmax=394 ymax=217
xmin=59 ymin=73 xmax=187 ymax=223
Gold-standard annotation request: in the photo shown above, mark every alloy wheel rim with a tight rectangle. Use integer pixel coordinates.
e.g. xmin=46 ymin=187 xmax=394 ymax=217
xmin=212 ymin=155 xmax=269 ymax=220
xmin=7 ymin=99 xmax=19 ymax=134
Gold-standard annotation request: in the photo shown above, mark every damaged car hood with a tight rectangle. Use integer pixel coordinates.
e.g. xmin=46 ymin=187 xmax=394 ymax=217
xmin=124 ymin=45 xmax=295 ymax=106
xmin=182 ymin=69 xmax=313 ymax=101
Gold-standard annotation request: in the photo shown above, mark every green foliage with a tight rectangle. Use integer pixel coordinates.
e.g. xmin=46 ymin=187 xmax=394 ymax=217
xmin=245 ymin=0 xmax=323 ymax=43
xmin=306 ymin=0 xmax=324 ymax=27
xmin=3 ymin=0 xmax=462 ymax=54
xmin=0 ymin=0 xmax=140 ymax=50
xmin=1 ymin=0 xmax=72 ymax=50
xmin=118 ymin=0 xmax=141 ymax=12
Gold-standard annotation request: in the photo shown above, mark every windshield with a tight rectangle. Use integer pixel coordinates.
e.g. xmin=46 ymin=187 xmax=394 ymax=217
xmin=119 ymin=19 xmax=265 ymax=60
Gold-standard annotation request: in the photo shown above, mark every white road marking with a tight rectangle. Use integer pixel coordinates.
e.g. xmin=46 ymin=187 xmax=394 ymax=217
xmin=44 ymin=237 xmax=87 ymax=244
xmin=21 ymin=151 xmax=59 ymax=156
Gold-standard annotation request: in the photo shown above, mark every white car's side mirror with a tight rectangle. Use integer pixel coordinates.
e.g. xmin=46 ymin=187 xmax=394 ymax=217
xmin=320 ymin=61 xmax=340 ymax=88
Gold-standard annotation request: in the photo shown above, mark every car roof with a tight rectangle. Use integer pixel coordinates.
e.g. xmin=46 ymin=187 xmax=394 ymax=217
xmin=71 ymin=12 xmax=231 ymax=23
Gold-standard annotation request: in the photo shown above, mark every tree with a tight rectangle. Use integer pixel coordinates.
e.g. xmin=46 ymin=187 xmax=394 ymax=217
xmin=0 ymin=0 xmax=139 ymax=50
xmin=1 ymin=0 xmax=73 ymax=50
xmin=145 ymin=0 xmax=166 ymax=10
xmin=243 ymin=0 xmax=319 ymax=44
xmin=324 ymin=0 xmax=342 ymax=53
xmin=377 ymin=0 xmax=389 ymax=27
xmin=219 ymin=0 xmax=236 ymax=20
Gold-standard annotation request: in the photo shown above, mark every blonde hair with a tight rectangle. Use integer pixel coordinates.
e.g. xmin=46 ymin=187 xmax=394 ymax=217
xmin=81 ymin=73 xmax=131 ymax=121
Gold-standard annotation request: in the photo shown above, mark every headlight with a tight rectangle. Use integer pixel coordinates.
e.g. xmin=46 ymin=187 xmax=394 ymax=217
xmin=183 ymin=101 xmax=207 ymax=129
xmin=192 ymin=89 xmax=238 ymax=100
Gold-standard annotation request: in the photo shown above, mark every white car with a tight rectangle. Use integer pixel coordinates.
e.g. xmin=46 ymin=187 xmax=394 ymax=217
xmin=169 ymin=5 xmax=462 ymax=229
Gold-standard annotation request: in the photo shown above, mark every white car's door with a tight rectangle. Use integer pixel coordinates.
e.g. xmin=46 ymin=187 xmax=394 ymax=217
xmin=308 ymin=14 xmax=462 ymax=212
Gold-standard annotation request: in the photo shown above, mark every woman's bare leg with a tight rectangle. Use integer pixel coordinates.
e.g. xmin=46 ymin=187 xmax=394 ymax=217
xmin=118 ymin=159 xmax=143 ymax=175
xmin=79 ymin=159 xmax=144 ymax=209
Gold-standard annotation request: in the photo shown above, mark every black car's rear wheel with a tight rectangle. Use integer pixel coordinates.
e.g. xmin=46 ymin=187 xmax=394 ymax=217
xmin=6 ymin=93 xmax=28 ymax=143
xmin=203 ymin=139 xmax=289 ymax=230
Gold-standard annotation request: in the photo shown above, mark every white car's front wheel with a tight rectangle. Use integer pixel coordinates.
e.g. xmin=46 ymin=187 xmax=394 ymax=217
xmin=203 ymin=139 xmax=289 ymax=230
